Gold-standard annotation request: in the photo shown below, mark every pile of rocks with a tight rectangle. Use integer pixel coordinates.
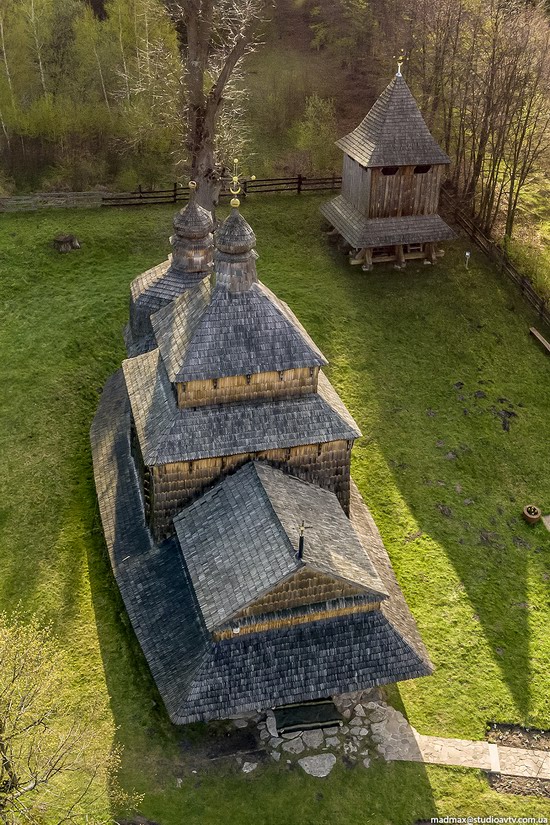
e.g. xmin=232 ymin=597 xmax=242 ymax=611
xmin=233 ymin=689 xmax=401 ymax=776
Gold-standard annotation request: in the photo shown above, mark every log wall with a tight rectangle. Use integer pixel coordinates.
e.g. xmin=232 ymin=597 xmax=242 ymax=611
xmin=176 ymin=367 xmax=318 ymax=408
xmin=368 ymin=164 xmax=444 ymax=219
xmin=149 ymin=439 xmax=352 ymax=540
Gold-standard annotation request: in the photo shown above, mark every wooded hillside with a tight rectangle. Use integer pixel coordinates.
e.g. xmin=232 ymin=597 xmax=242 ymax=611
xmin=0 ymin=0 xmax=549 ymax=253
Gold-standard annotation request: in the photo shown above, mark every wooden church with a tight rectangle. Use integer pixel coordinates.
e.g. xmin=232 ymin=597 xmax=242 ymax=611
xmin=321 ymin=64 xmax=456 ymax=269
xmin=91 ymin=186 xmax=432 ymax=725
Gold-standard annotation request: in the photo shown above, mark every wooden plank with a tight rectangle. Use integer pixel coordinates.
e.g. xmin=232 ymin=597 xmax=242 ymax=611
xmin=529 ymin=327 xmax=550 ymax=355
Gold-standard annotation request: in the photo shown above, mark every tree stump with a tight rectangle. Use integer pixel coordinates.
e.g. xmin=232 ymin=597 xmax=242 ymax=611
xmin=53 ymin=234 xmax=81 ymax=253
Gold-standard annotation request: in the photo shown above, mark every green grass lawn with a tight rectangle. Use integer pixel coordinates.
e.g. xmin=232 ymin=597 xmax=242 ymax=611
xmin=1 ymin=195 xmax=549 ymax=823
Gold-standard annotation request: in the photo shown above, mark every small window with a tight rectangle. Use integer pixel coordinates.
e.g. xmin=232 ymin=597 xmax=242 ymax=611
xmin=414 ymin=164 xmax=431 ymax=174
xmin=381 ymin=166 xmax=399 ymax=176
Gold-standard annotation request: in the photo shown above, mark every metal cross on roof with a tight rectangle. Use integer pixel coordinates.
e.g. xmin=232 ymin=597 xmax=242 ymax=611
xmin=225 ymin=158 xmax=255 ymax=208
xmin=394 ymin=50 xmax=408 ymax=77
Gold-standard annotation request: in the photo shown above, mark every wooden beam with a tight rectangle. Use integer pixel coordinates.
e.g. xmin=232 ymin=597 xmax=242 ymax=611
xmin=396 ymin=244 xmax=405 ymax=268
xmin=529 ymin=327 xmax=550 ymax=355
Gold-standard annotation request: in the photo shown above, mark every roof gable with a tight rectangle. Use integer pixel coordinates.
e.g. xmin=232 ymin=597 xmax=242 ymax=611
xmin=232 ymin=567 xmax=372 ymax=621
xmin=151 ymin=280 xmax=327 ymax=383
xmin=336 ymin=75 xmax=450 ymax=168
xmin=174 ymin=462 xmax=387 ymax=631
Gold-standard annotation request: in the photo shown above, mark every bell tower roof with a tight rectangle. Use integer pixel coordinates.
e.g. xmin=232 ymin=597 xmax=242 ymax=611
xmin=336 ymin=74 xmax=450 ymax=168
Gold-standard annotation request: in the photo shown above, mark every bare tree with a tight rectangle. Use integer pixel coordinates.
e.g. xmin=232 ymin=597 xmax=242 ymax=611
xmin=0 ymin=612 xmax=141 ymax=824
xmin=163 ymin=0 xmax=268 ymax=211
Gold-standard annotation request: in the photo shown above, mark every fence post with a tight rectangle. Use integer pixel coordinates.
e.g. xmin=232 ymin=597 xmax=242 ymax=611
xmin=331 ymin=171 xmax=335 ymax=190
xmin=173 ymin=182 xmax=177 ymax=203
xmin=242 ymin=179 xmax=248 ymax=199
xmin=297 ymin=174 xmax=302 ymax=195
xmin=138 ymin=184 xmax=142 ymax=200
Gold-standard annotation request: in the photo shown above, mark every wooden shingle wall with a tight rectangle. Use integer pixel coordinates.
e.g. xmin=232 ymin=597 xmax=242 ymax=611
xmin=176 ymin=367 xmax=318 ymax=408
xmin=234 ymin=568 xmax=369 ymax=618
xmin=150 ymin=439 xmax=352 ymax=540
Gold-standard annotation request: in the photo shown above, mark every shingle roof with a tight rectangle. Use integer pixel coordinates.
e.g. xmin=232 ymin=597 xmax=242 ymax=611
xmin=320 ymin=195 xmax=456 ymax=248
xmin=90 ymin=371 xmax=209 ymax=712
xmin=336 ymin=75 xmax=450 ymax=168
xmin=122 ymin=349 xmax=361 ymax=465
xmin=214 ymin=207 xmax=256 ymax=254
xmin=177 ymin=610 xmax=430 ymax=722
xmin=151 ymin=280 xmax=327 ymax=382
xmin=173 ymin=462 xmax=387 ymax=631
xmin=91 ymin=372 xmax=432 ymax=725
xmin=172 ymin=197 xmax=213 ymax=239
xmin=127 ymin=261 xmax=212 ymax=356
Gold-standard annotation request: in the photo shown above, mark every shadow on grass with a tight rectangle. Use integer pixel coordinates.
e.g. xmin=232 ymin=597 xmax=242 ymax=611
xmin=325 ymin=240 xmax=550 ymax=722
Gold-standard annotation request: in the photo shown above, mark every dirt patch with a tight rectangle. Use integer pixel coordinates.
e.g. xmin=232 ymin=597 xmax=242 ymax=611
xmin=486 ymin=722 xmax=550 ymax=751
xmin=488 ymin=773 xmax=550 ymax=798
xmin=204 ymin=728 xmax=260 ymax=759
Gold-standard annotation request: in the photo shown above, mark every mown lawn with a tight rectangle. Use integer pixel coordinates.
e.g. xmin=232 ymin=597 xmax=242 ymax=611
xmin=0 ymin=195 xmax=549 ymax=823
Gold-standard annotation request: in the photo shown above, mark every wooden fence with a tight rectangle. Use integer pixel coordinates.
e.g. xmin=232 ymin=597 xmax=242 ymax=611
xmin=101 ymin=174 xmax=342 ymax=207
xmin=0 ymin=190 xmax=104 ymax=211
xmin=0 ymin=175 xmax=341 ymax=211
xmin=440 ymin=189 xmax=550 ymax=328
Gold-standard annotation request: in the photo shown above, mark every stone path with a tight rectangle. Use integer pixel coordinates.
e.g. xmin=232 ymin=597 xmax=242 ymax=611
xmin=371 ymin=702 xmax=550 ymax=780
xmin=232 ymin=690 xmax=550 ymax=781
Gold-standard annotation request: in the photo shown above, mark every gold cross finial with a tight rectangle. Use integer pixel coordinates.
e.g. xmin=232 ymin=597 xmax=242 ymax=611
xmin=394 ymin=50 xmax=408 ymax=77
xmin=227 ymin=158 xmax=255 ymax=208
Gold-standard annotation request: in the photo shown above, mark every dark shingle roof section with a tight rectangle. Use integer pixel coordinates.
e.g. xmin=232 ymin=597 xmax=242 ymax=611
xmin=90 ymin=370 xmax=209 ymax=717
xmin=173 ymin=462 xmax=387 ymax=630
xmin=320 ymin=195 xmax=456 ymax=248
xmin=122 ymin=349 xmax=360 ymax=465
xmin=336 ymin=75 xmax=450 ymax=168
xmin=151 ymin=280 xmax=327 ymax=382
xmin=175 ymin=610 xmax=430 ymax=722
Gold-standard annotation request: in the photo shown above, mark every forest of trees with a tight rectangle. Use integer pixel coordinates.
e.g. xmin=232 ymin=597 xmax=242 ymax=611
xmin=0 ymin=0 xmax=548 ymax=243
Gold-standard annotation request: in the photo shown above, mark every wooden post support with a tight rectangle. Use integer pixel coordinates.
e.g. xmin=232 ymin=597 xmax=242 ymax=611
xmin=350 ymin=248 xmax=366 ymax=266
xmin=297 ymin=174 xmax=303 ymax=195
xmin=362 ymin=248 xmax=373 ymax=271
xmin=173 ymin=182 xmax=177 ymax=203
xmin=396 ymin=244 xmax=405 ymax=268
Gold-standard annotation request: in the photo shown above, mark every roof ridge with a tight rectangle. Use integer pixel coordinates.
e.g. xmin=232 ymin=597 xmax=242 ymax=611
xmin=251 ymin=461 xmax=301 ymax=561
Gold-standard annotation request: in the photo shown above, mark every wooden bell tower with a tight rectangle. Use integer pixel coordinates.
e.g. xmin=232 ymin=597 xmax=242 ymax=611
xmin=321 ymin=61 xmax=456 ymax=270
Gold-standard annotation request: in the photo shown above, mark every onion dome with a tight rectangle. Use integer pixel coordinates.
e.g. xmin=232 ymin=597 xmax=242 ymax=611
xmin=172 ymin=182 xmax=213 ymax=240
xmin=214 ymin=199 xmax=256 ymax=255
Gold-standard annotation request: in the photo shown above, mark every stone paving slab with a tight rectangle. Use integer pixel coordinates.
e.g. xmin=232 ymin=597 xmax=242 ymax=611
xmin=498 ymin=746 xmax=550 ymax=779
xmin=415 ymin=735 xmax=491 ymax=770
